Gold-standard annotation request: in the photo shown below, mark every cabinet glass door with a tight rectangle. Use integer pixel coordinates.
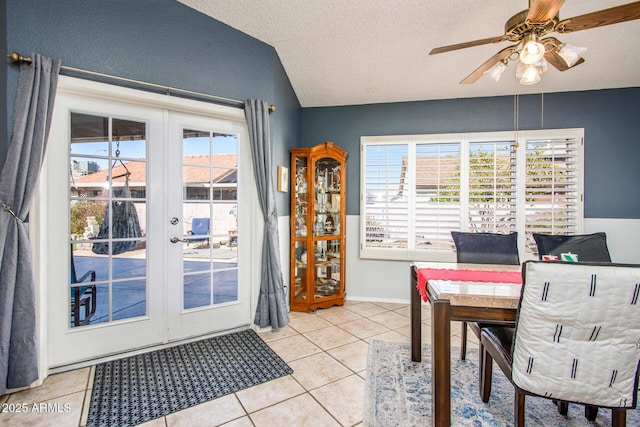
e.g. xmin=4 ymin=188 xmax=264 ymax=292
xmin=313 ymin=239 xmax=341 ymax=300
xmin=293 ymin=156 xmax=309 ymax=237
xmin=293 ymin=241 xmax=308 ymax=303
xmin=313 ymin=158 xmax=341 ymax=237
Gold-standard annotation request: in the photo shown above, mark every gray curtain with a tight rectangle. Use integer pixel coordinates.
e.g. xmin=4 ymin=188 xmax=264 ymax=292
xmin=244 ymin=99 xmax=289 ymax=329
xmin=0 ymin=54 xmax=60 ymax=394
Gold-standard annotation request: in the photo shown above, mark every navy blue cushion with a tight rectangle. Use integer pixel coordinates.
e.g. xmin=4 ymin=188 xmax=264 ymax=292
xmin=451 ymin=231 xmax=520 ymax=265
xmin=532 ymin=232 xmax=611 ymax=262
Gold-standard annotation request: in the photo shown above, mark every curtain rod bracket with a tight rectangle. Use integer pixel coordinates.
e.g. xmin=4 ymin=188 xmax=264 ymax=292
xmin=8 ymin=51 xmax=276 ymax=113
xmin=7 ymin=52 xmax=29 ymax=64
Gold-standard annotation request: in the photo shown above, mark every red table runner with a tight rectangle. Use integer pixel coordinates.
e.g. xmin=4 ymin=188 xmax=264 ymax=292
xmin=417 ymin=268 xmax=522 ymax=302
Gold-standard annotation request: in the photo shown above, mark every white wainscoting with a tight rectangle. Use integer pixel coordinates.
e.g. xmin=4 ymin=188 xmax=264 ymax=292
xmin=278 ymin=216 xmax=640 ymax=305
xmin=584 ymin=218 xmax=640 ymax=264
xmin=278 ymin=215 xmax=291 ymax=306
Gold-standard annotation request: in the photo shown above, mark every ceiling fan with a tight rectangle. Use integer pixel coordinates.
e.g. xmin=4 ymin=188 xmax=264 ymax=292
xmin=429 ymin=0 xmax=640 ymax=85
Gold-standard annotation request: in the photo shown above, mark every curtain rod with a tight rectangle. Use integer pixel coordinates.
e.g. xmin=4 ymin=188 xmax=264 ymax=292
xmin=7 ymin=52 xmax=275 ymax=113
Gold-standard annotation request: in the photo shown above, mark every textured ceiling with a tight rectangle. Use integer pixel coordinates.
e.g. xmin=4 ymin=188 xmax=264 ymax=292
xmin=178 ymin=0 xmax=640 ymax=107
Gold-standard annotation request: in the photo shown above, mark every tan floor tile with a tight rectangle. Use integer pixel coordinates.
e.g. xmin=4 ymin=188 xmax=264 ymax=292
xmin=395 ymin=320 xmax=459 ymax=343
xmin=87 ymin=366 xmax=95 ymax=390
xmin=267 ymin=334 xmax=322 ymax=362
xmin=314 ymin=306 xmax=363 ymax=324
xmin=0 ymin=390 xmax=85 ymax=427
xmin=220 ymin=416 xmax=253 ymax=426
xmin=393 ymin=305 xmax=411 ymax=317
xmin=310 ymin=374 xmax=365 ymax=426
xmin=6 ymin=298 xmax=448 ymax=426
xmin=372 ymin=302 xmax=408 ymax=311
xmin=257 ymin=325 xmax=299 ymax=343
xmin=366 ymin=329 xmax=411 ymax=344
xmin=136 ymin=416 xmax=168 ymax=427
xmin=327 ymin=340 xmax=369 ymax=372
xmin=368 ymin=310 xmax=410 ymax=329
xmin=5 ymin=368 xmax=91 ymax=404
xmin=343 ymin=302 xmax=388 ymax=317
xmin=250 ymin=394 xmax=340 ymax=427
xmin=236 ymin=376 xmax=304 ymax=413
xmin=166 ymin=394 xmax=245 ymax=427
xmin=289 ymin=352 xmax=352 ymax=390
xmin=338 ymin=318 xmax=390 ymax=339
xmin=287 ymin=313 xmax=332 ymax=334
xmin=343 ymin=299 xmax=365 ymax=307
xmin=80 ymin=389 xmax=91 ymax=426
xmin=303 ymin=326 xmax=359 ymax=350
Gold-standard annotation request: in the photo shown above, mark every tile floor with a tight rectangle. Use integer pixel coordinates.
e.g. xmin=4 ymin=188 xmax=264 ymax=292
xmin=0 ymin=300 xmax=478 ymax=426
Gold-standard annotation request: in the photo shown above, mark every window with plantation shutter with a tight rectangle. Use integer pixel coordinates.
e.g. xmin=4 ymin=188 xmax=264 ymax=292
xmin=524 ymin=136 xmax=582 ymax=254
xmin=414 ymin=142 xmax=461 ymax=252
xmin=467 ymin=140 xmax=517 ymax=234
xmin=362 ymin=143 xmax=409 ymax=252
xmin=360 ymin=129 xmax=583 ymax=262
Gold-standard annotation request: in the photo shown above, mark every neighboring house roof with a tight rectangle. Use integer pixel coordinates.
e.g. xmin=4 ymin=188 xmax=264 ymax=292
xmin=72 ymin=154 xmax=237 ymax=186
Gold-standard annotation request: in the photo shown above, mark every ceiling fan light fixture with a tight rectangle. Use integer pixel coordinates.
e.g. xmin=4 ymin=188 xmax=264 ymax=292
xmin=516 ymin=61 xmax=540 ymax=85
xmin=519 ymin=33 xmax=545 ymax=65
xmin=484 ymin=60 xmax=508 ymax=82
xmin=520 ymin=67 xmax=540 ymax=85
xmin=557 ymin=43 xmax=587 ymax=67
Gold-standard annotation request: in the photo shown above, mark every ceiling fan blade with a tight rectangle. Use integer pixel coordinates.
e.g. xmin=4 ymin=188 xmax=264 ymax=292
xmin=540 ymin=37 xmax=585 ymax=71
xmin=429 ymin=35 xmax=507 ymax=55
xmin=556 ymin=1 xmax=640 ymax=33
xmin=545 ymin=50 xmax=585 ymax=71
xmin=527 ymin=0 xmax=565 ymax=22
xmin=460 ymin=45 xmax=518 ymax=84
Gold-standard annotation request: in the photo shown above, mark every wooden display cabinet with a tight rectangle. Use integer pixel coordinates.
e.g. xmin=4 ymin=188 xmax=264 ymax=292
xmin=290 ymin=142 xmax=347 ymax=312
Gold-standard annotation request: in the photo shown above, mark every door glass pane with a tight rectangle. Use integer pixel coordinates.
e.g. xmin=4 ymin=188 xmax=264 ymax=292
xmin=69 ymin=113 xmax=147 ymax=327
xmin=182 ymin=129 xmax=238 ymax=310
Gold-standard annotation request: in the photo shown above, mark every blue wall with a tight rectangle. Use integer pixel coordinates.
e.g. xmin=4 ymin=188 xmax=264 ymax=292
xmin=301 ymin=88 xmax=640 ymax=219
xmin=4 ymin=0 xmax=639 ymax=220
xmin=4 ymin=0 xmax=300 ymax=215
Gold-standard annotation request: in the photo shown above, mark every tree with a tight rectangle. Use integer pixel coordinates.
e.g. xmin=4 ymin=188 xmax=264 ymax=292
xmin=69 ymin=200 xmax=105 ymax=236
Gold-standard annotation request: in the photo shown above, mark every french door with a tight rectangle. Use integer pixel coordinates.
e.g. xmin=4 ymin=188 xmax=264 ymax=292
xmin=41 ymin=77 xmax=254 ymax=368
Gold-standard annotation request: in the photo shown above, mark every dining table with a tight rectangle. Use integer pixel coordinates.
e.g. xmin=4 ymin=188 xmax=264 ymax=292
xmin=410 ymin=262 xmax=523 ymax=427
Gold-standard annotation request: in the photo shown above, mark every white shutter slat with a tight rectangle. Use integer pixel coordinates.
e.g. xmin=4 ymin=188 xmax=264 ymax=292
xmin=524 ymin=136 xmax=581 ymax=255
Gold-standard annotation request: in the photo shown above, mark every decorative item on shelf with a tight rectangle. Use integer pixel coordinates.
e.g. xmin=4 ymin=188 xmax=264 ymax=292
xmin=324 ymin=213 xmax=335 ymax=234
xmin=329 ymin=165 xmax=341 ymax=192
xmin=289 ymin=141 xmax=347 ymax=312
xmin=295 ymin=166 xmax=307 ymax=193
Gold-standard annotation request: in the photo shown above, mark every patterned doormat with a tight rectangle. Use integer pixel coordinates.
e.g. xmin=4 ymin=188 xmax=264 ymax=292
xmin=87 ymin=329 xmax=292 ymax=427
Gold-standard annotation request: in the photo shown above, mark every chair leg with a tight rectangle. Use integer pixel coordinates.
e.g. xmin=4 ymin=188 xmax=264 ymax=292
xmin=553 ymin=399 xmax=568 ymax=415
xmin=480 ymin=346 xmax=492 ymax=403
xmin=460 ymin=321 xmax=467 ymax=360
xmin=514 ymin=389 xmax=526 ymax=427
xmin=611 ymin=408 xmax=626 ymax=427
xmin=584 ymin=405 xmax=598 ymax=421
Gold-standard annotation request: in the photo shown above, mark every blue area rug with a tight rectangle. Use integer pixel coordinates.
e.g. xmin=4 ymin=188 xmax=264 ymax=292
xmin=87 ymin=329 xmax=292 ymax=427
xmin=364 ymin=340 xmax=640 ymax=426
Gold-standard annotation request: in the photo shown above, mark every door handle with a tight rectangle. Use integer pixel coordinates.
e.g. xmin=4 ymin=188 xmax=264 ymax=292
xmin=170 ymin=236 xmax=186 ymax=243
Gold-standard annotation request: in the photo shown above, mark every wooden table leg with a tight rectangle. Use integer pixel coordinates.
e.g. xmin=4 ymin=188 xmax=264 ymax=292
xmin=431 ymin=298 xmax=451 ymax=427
xmin=410 ymin=265 xmax=421 ymax=362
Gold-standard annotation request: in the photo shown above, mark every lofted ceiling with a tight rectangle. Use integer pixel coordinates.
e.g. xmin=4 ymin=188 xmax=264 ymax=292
xmin=178 ymin=0 xmax=640 ymax=107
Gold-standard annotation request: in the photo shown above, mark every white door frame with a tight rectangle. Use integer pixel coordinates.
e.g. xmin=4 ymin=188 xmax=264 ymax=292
xmin=31 ymin=76 xmax=261 ymax=379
